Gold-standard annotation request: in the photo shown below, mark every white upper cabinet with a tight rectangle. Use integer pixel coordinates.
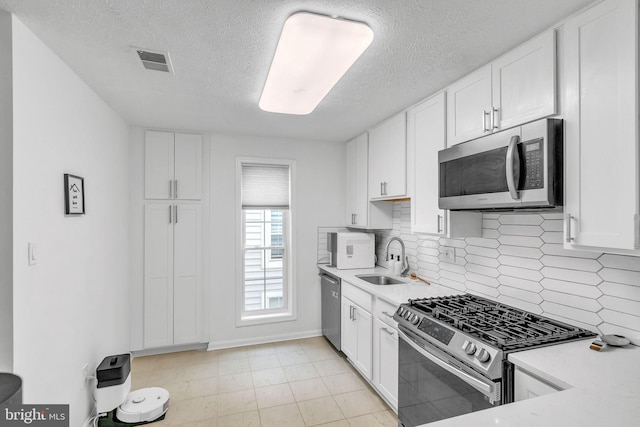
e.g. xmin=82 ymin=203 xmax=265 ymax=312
xmin=346 ymin=133 xmax=392 ymax=229
xmin=563 ymin=0 xmax=639 ymax=254
xmin=447 ymin=29 xmax=556 ymax=146
xmin=407 ymin=92 xmax=482 ymax=238
xmin=369 ymin=112 xmax=407 ymax=199
xmin=145 ymin=130 xmax=203 ymax=200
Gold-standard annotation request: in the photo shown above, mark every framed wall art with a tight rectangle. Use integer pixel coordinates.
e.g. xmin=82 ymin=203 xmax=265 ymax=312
xmin=64 ymin=174 xmax=85 ymax=215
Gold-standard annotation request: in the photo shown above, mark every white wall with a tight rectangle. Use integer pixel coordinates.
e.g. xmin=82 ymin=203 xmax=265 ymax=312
xmin=0 ymin=10 xmax=13 ymax=373
xmin=10 ymin=16 xmax=130 ymax=425
xmin=208 ymin=134 xmax=346 ymax=347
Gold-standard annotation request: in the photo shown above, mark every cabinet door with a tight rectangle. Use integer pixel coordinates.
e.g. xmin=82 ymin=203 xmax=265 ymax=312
xmin=145 ymin=131 xmax=174 ymax=199
xmin=385 ymin=113 xmax=407 ymax=198
xmin=492 ymin=29 xmax=556 ymax=131
xmin=374 ymin=318 xmax=398 ymax=409
xmin=514 ymin=367 xmax=560 ymax=401
xmin=353 ymin=134 xmax=370 ymax=226
xmin=564 ymin=0 xmax=639 ymax=251
xmin=144 ymin=204 xmax=174 ymax=348
xmin=173 ymin=204 xmax=203 ymax=345
xmin=345 ymin=137 xmax=358 ymax=226
xmin=174 ymin=133 xmax=203 ymax=200
xmin=341 ymin=298 xmax=358 ymax=361
xmin=408 ymin=92 xmax=446 ymax=234
xmin=355 ymin=307 xmax=373 ymax=380
xmin=368 ymin=123 xmax=388 ymax=198
xmin=447 ymin=65 xmax=492 ymax=145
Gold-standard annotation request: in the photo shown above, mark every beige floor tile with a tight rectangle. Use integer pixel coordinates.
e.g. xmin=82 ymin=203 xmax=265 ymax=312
xmin=297 ymin=396 xmax=346 ymax=426
xmin=183 ymin=361 xmax=218 ymax=380
xmin=259 ymin=403 xmax=306 ymax=427
xmin=334 ymin=389 xmax=388 ymax=418
xmin=278 ymin=350 xmax=311 ymax=366
xmin=159 ymin=380 xmax=190 ymax=402
xmin=165 ymin=395 xmax=218 ymax=424
xmin=305 ymin=347 xmax=341 ymax=362
xmin=315 ymin=420 xmax=350 ymax=427
xmin=142 ymin=366 xmax=186 ymax=387
xmin=249 ymin=353 xmax=281 ymax=371
xmin=347 ymin=410 xmax=397 ymax=427
xmin=131 ymin=355 xmax=159 ymax=373
xmin=283 ymin=363 xmax=320 ymax=382
xmin=183 ymin=376 xmax=218 ymax=399
xmin=322 ymin=372 xmax=366 ymax=395
xmin=172 ymin=349 xmax=219 ymax=365
xmin=217 ymin=372 xmax=254 ymax=393
xmin=313 ymin=358 xmax=352 ymax=377
xmin=218 ymin=357 xmax=250 ymax=375
xmin=274 ymin=340 xmax=305 ymax=353
xmin=290 ymin=377 xmax=331 ymax=402
xmin=217 ymin=389 xmax=257 ymax=416
xmin=244 ymin=343 xmax=278 ymax=357
xmin=252 ymin=367 xmax=289 ymax=387
xmin=215 ymin=347 xmax=249 ymax=361
xmin=217 ymin=410 xmax=261 ymax=427
xmin=168 ymin=416 xmax=218 ymax=427
xmin=299 ymin=336 xmax=332 ymax=349
xmin=255 ymin=383 xmax=296 ymax=409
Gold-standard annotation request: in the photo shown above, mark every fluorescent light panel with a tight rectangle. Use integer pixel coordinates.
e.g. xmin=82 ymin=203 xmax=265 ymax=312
xmin=259 ymin=12 xmax=374 ymax=115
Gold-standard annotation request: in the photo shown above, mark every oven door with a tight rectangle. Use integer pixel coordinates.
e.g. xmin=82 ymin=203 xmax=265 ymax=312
xmin=398 ymin=328 xmax=500 ymax=427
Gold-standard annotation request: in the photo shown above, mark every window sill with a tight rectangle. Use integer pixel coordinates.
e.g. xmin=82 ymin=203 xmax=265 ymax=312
xmin=237 ymin=311 xmax=296 ymax=327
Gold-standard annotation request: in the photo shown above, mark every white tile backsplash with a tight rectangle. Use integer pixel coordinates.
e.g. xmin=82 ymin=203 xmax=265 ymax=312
xmin=370 ymin=201 xmax=640 ymax=336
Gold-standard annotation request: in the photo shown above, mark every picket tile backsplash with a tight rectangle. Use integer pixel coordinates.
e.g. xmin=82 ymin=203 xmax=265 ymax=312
xmin=372 ymin=201 xmax=640 ymax=339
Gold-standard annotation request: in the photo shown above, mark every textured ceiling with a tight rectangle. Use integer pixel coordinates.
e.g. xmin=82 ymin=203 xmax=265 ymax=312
xmin=0 ymin=0 xmax=593 ymax=142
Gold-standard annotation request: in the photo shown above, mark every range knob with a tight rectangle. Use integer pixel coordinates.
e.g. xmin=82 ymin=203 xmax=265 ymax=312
xmin=462 ymin=340 xmax=476 ymax=355
xmin=476 ymin=348 xmax=491 ymax=363
xmin=411 ymin=315 xmax=420 ymax=325
xmin=404 ymin=311 xmax=412 ymax=320
xmin=396 ymin=307 xmax=405 ymax=316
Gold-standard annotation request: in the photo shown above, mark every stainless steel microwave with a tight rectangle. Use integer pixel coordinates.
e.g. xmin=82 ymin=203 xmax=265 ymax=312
xmin=438 ymin=118 xmax=563 ymax=211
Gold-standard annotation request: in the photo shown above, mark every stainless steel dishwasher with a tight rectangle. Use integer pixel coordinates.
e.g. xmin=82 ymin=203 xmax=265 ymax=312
xmin=320 ymin=271 xmax=341 ymax=351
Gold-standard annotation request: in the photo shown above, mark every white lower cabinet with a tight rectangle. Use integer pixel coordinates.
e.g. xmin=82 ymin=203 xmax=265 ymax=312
xmin=514 ymin=366 xmax=561 ymax=402
xmin=341 ymin=296 xmax=373 ymax=380
xmin=144 ymin=203 xmax=203 ymax=348
xmin=373 ymin=317 xmax=398 ymax=411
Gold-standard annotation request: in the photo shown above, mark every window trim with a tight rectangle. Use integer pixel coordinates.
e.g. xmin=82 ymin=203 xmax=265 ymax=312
xmin=236 ymin=157 xmax=296 ymax=326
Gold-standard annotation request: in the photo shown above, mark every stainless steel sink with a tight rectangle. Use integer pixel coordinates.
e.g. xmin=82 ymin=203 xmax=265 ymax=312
xmin=356 ymin=274 xmax=405 ymax=285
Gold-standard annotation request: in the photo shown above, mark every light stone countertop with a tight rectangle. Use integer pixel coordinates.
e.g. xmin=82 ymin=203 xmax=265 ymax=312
xmin=318 ymin=264 xmax=640 ymax=427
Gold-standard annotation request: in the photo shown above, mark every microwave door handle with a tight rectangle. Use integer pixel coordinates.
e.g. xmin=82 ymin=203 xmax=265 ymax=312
xmin=506 ymin=135 xmax=521 ymax=200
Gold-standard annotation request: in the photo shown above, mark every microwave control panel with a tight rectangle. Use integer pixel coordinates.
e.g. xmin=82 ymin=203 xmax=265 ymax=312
xmin=522 ymin=138 xmax=543 ymax=189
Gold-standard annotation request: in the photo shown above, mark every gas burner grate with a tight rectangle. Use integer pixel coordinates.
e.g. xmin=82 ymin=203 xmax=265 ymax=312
xmin=409 ymin=294 xmax=596 ymax=350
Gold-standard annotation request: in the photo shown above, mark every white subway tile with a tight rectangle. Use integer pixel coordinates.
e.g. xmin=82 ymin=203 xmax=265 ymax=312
xmin=542 ymin=313 xmax=598 ymax=333
xmin=417 ymin=246 xmax=440 ymax=257
xmin=541 ymin=267 xmax=602 ymax=286
xmin=599 ymin=282 xmax=640 ymax=302
xmin=540 ymin=219 xmax=563 ymax=232
xmin=483 ymin=219 xmax=500 ymax=229
xmin=599 ymin=309 xmax=640 ymax=331
xmin=438 ymin=254 xmax=467 ymax=266
xmin=539 ymin=243 xmax=601 ymax=259
xmin=466 ymin=263 xmax=500 ymax=278
xmin=498 ymin=235 xmax=544 ymax=248
xmin=540 ymin=232 xmax=563 ymax=244
xmin=497 ymin=245 xmax=543 ymax=259
xmin=497 ymin=255 xmax=543 ymax=271
xmin=439 ymin=262 xmax=467 ymax=275
xmin=541 ymin=278 xmax=602 ymax=299
xmin=466 ymin=272 xmax=500 ymax=287
xmin=540 ymin=290 xmax=602 ymax=312
xmin=498 ymin=224 xmax=543 ymax=237
xmin=540 ymin=301 xmax=602 ymax=326
xmin=497 ymin=295 xmax=543 ymax=314
xmin=465 ymin=237 xmax=500 ymax=249
xmin=598 ymin=295 xmax=640 ymax=316
xmin=498 ymin=286 xmax=543 ymax=304
xmin=499 ymin=275 xmax=543 ymax=293
xmin=483 ymin=213 xmax=500 ymax=220
xmin=598 ymin=323 xmax=640 ymax=338
xmin=438 ymin=238 xmax=466 ymax=249
xmin=598 ymin=268 xmax=640 ymax=286
xmin=439 ymin=278 xmax=466 ymax=292
xmin=417 ymin=255 xmax=440 ymax=265
xmin=498 ymin=265 xmax=544 ymax=282
xmin=482 ymin=229 xmax=500 ymax=239
xmin=466 ymin=281 xmax=500 ymax=298
xmin=465 ymin=254 xmax=500 ymax=268
xmin=599 ymin=254 xmax=640 ymax=272
xmin=418 ymin=239 xmax=440 ymax=249
xmin=439 ymin=269 xmax=467 ymax=284
xmin=465 ymin=245 xmax=500 ymax=258
xmin=541 ymin=213 xmax=565 ymax=220
xmin=498 ymin=214 xmax=543 ymax=225
xmin=540 ymin=255 xmax=602 ymax=272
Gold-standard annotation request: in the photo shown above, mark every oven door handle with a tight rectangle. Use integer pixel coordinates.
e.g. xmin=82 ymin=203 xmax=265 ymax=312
xmin=506 ymin=135 xmax=521 ymax=200
xmin=398 ymin=330 xmax=500 ymax=402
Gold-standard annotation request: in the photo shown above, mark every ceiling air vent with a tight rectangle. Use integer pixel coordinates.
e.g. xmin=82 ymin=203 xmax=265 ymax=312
xmin=134 ymin=47 xmax=174 ymax=74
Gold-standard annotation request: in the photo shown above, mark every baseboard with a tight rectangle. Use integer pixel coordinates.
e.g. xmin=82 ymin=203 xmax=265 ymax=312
xmin=131 ymin=342 xmax=209 ymax=357
xmin=207 ymin=329 xmax=322 ymax=351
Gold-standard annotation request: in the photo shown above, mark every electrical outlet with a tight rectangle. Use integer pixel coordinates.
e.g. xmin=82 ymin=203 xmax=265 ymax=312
xmin=444 ymin=247 xmax=456 ymax=262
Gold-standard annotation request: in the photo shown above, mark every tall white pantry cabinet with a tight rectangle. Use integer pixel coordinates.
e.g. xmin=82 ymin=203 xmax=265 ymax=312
xmin=143 ymin=130 xmax=205 ymax=349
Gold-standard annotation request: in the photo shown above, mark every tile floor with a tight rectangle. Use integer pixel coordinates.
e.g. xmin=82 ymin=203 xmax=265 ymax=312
xmin=131 ymin=336 xmax=398 ymax=426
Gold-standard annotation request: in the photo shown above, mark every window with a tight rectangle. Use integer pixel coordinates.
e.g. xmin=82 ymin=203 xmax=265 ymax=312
xmin=237 ymin=159 xmax=295 ymax=324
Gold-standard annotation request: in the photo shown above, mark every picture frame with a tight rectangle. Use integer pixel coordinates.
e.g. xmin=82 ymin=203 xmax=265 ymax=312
xmin=64 ymin=174 xmax=85 ymax=215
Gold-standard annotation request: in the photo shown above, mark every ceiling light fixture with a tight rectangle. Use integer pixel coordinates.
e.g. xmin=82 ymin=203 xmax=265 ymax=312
xmin=259 ymin=12 xmax=374 ymax=115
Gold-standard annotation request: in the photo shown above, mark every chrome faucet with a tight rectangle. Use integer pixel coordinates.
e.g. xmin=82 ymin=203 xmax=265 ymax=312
xmin=385 ymin=236 xmax=410 ymax=277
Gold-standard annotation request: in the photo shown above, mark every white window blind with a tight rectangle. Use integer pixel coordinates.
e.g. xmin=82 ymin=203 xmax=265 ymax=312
xmin=241 ymin=164 xmax=290 ymax=209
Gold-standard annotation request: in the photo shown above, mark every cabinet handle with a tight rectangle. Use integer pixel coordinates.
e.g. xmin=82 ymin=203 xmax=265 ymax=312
xmin=382 ymin=311 xmax=394 ymax=318
xmin=564 ymin=214 xmax=574 ymax=243
xmin=174 ymin=205 xmax=178 ymax=223
xmin=169 ymin=205 xmax=172 ymax=223
xmin=174 ymin=180 xmax=178 ymax=199
xmin=506 ymin=135 xmax=521 ymax=200
xmin=351 ymin=306 xmax=356 ymax=321
xmin=169 ymin=180 xmax=173 ymax=199
xmin=353 ymin=213 xmax=357 ymax=225
xmin=437 ymin=215 xmax=443 ymax=233
xmin=382 ymin=327 xmax=395 ymax=335
xmin=491 ymin=108 xmax=499 ymax=130
xmin=380 ymin=182 xmax=384 ymax=196
xmin=483 ymin=110 xmax=491 ymax=132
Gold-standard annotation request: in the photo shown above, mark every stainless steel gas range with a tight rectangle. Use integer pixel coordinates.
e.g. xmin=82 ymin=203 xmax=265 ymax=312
xmin=393 ymin=293 xmax=596 ymax=426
